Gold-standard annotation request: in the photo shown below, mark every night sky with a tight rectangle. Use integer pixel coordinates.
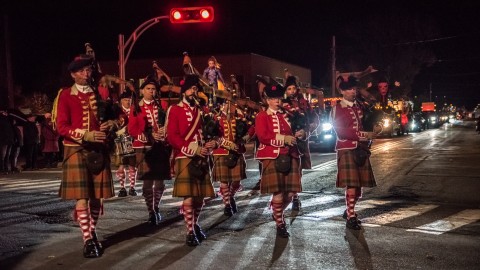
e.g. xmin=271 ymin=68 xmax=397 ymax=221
xmin=2 ymin=0 xmax=480 ymax=109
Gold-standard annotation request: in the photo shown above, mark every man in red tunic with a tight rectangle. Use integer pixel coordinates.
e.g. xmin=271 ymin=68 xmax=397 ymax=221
xmin=113 ymin=91 xmax=137 ymax=197
xmin=332 ymin=75 xmax=377 ymax=230
xmin=212 ymin=101 xmax=248 ymax=216
xmin=53 ymin=55 xmax=115 ymax=258
xmin=166 ymin=75 xmax=217 ymax=246
xmin=128 ymin=78 xmax=171 ymax=226
xmin=255 ymin=82 xmax=304 ymax=238
xmin=282 ymin=75 xmax=318 ymax=211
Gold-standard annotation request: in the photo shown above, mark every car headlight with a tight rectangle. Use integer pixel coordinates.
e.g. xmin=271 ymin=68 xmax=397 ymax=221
xmin=383 ymin=118 xmax=390 ymax=127
xmin=322 ymin=123 xmax=333 ymax=131
xmin=430 ymin=116 xmax=436 ymax=121
xmin=324 ymin=134 xmax=333 ymax=139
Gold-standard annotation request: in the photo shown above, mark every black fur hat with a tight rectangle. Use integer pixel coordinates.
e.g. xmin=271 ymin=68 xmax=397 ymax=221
xmin=284 ymin=76 xmax=299 ymax=90
xmin=337 ymin=75 xmax=358 ymax=91
xmin=180 ymin=74 xmax=202 ymax=94
xmin=67 ymin=54 xmax=93 ymax=72
xmin=140 ymin=77 xmax=159 ymax=90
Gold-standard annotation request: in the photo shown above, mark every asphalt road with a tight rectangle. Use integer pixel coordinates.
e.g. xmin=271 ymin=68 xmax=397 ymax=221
xmin=1 ymin=120 xmax=479 ymax=270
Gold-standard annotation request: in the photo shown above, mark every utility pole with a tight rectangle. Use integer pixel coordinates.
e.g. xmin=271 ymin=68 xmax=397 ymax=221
xmin=331 ymin=36 xmax=336 ymax=98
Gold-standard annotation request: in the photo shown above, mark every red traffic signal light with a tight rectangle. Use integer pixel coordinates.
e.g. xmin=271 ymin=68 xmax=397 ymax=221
xmin=170 ymin=6 xmax=214 ymax=24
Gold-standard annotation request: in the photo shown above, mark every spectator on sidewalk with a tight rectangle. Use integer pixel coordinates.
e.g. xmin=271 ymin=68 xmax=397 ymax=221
xmin=41 ymin=113 xmax=60 ymax=168
xmin=22 ymin=114 xmax=40 ymax=170
xmin=0 ymin=109 xmax=15 ymax=174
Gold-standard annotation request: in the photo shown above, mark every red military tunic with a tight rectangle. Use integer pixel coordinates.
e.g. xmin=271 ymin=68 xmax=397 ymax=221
xmin=128 ymin=99 xmax=168 ymax=148
xmin=331 ymin=99 xmax=370 ymax=150
xmin=213 ymin=109 xmax=247 ymax=156
xmin=255 ymin=108 xmax=300 ymax=159
xmin=166 ymin=101 xmax=203 ymax=159
xmin=55 ymin=85 xmax=101 ymax=146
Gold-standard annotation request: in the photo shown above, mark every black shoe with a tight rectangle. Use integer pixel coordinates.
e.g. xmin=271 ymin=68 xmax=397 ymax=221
xmin=224 ymin=205 xmax=233 ymax=217
xmin=118 ymin=188 xmax=127 ymax=197
xmin=83 ymin=239 xmax=100 ymax=258
xmin=342 ymin=210 xmax=361 ymax=224
xmin=186 ymin=232 xmax=200 ymax=246
xmin=346 ymin=217 xmax=362 ymax=230
xmin=148 ymin=211 xmax=159 ymax=225
xmin=128 ymin=187 xmax=137 ymax=196
xmin=291 ymin=198 xmax=301 ymax=211
xmin=154 ymin=207 xmax=162 ymax=222
xmin=276 ymin=224 xmax=290 ymax=238
xmin=230 ymin=197 xmax=238 ymax=213
xmin=91 ymin=230 xmax=103 ymax=254
xmin=194 ymin=224 xmax=207 ymax=241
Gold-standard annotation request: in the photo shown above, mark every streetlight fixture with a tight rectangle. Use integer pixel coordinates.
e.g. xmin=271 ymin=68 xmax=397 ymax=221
xmin=117 ymin=6 xmax=214 ymax=92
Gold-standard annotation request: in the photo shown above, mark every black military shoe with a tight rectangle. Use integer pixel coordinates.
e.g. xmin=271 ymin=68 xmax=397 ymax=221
xmin=230 ymin=197 xmax=238 ymax=213
xmin=91 ymin=230 xmax=103 ymax=254
xmin=194 ymin=224 xmax=207 ymax=241
xmin=118 ymin=188 xmax=127 ymax=197
xmin=186 ymin=232 xmax=200 ymax=246
xmin=128 ymin=187 xmax=138 ymax=196
xmin=346 ymin=217 xmax=362 ymax=230
xmin=342 ymin=210 xmax=361 ymax=224
xmin=148 ymin=211 xmax=159 ymax=225
xmin=276 ymin=224 xmax=290 ymax=238
xmin=291 ymin=197 xmax=301 ymax=211
xmin=83 ymin=239 xmax=100 ymax=258
xmin=224 ymin=205 xmax=233 ymax=217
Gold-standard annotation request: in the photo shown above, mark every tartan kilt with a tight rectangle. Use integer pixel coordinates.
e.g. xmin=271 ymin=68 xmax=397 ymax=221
xmin=297 ymin=140 xmax=312 ymax=169
xmin=135 ymin=142 xmax=172 ymax=180
xmin=260 ymin=157 xmax=302 ymax=194
xmin=212 ymin=155 xmax=247 ymax=182
xmin=173 ymin=157 xmax=215 ymax=198
xmin=336 ymin=149 xmax=376 ymax=188
xmin=59 ymin=146 xmax=114 ymax=200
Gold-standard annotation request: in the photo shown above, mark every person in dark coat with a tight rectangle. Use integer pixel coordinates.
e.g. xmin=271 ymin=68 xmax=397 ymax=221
xmin=0 ymin=110 xmax=16 ymax=174
xmin=22 ymin=114 xmax=40 ymax=170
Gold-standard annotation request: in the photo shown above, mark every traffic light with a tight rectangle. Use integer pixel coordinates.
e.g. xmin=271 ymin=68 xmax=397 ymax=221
xmin=170 ymin=6 xmax=214 ymax=24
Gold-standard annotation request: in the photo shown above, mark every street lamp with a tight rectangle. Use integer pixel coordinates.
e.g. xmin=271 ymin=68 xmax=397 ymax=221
xmin=117 ymin=6 xmax=214 ymax=93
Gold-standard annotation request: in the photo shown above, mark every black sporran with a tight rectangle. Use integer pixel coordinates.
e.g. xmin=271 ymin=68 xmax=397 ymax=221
xmin=188 ymin=156 xmax=209 ymax=179
xmin=275 ymin=154 xmax=291 ymax=173
xmin=225 ymin=152 xmax=240 ymax=168
xmin=85 ymin=151 xmax=105 ymax=175
xmin=352 ymin=145 xmax=370 ymax=167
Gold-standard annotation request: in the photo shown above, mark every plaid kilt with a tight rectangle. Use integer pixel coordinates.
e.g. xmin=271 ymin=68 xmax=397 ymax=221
xmin=135 ymin=142 xmax=172 ymax=180
xmin=260 ymin=157 xmax=302 ymax=194
xmin=59 ymin=146 xmax=114 ymax=200
xmin=336 ymin=149 xmax=376 ymax=188
xmin=212 ymin=155 xmax=247 ymax=182
xmin=297 ymin=140 xmax=312 ymax=169
xmin=173 ymin=158 xmax=215 ymax=198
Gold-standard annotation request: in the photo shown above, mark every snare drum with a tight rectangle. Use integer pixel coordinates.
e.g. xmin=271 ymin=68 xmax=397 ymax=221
xmin=114 ymin=134 xmax=135 ymax=156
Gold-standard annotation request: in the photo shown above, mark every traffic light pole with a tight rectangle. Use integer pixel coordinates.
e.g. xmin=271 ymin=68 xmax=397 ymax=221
xmin=118 ymin=15 xmax=169 ymax=92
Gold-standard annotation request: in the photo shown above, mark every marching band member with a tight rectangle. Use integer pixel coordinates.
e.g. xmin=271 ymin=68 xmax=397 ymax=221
xmin=212 ymin=101 xmax=248 ymax=216
xmin=282 ymin=75 xmax=318 ymax=211
xmin=113 ymin=91 xmax=137 ymax=197
xmin=255 ymin=82 xmax=303 ymax=238
xmin=128 ymin=78 xmax=171 ymax=226
xmin=54 ymin=54 xmax=115 ymax=258
xmin=166 ymin=74 xmax=217 ymax=246
xmin=331 ymin=76 xmax=377 ymax=230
